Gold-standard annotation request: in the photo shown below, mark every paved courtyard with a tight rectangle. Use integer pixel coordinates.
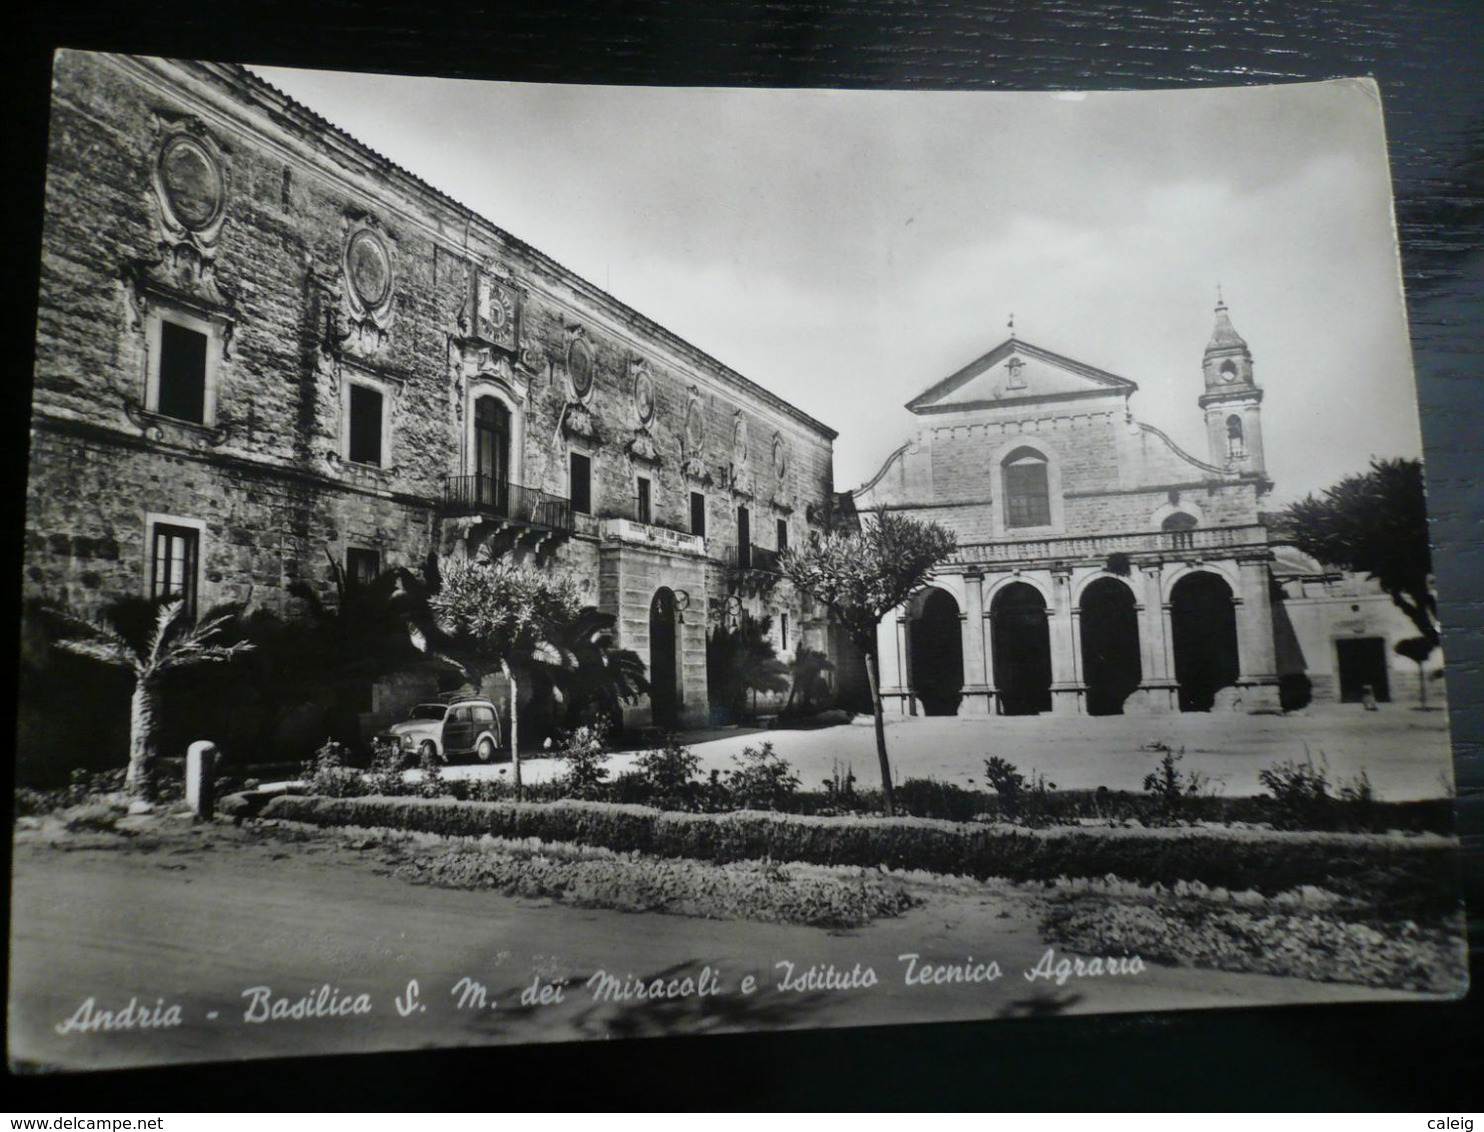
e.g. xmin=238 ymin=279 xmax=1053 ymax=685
xmin=450 ymin=703 xmax=1458 ymax=800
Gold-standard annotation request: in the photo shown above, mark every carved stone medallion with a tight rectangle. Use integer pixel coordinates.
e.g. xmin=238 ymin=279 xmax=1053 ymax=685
xmin=345 ymin=229 xmax=392 ymax=311
xmin=157 ymin=135 xmax=223 ymax=232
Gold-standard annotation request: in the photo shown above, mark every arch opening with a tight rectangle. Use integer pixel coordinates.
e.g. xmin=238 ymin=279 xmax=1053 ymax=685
xmin=1079 ymin=577 xmax=1142 ymax=715
xmin=908 ymin=587 xmax=963 ymax=716
xmin=1170 ymin=572 xmax=1239 ymax=711
xmin=648 ymin=588 xmax=679 ymax=728
xmin=991 ymin=582 xmax=1052 ymax=715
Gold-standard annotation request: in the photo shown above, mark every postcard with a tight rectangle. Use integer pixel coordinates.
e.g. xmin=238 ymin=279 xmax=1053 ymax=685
xmin=9 ymin=52 xmax=1465 ymax=1071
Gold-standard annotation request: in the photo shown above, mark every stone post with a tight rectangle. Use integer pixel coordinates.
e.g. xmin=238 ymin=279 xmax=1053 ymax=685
xmin=186 ymin=740 xmax=218 ymax=821
xmin=959 ymin=569 xmax=992 ymax=715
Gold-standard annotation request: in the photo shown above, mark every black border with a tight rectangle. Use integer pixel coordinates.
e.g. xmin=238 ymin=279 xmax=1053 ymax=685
xmin=4 ymin=0 xmax=1481 ymax=1112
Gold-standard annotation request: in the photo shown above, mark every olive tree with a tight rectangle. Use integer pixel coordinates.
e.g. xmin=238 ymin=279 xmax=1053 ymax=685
xmin=408 ymin=558 xmax=585 ymax=797
xmin=780 ymin=512 xmax=958 ymax=815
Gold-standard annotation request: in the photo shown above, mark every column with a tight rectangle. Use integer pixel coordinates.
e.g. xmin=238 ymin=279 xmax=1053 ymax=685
xmin=958 ymin=570 xmax=992 ymax=715
xmin=876 ymin=611 xmax=913 ymax=715
xmin=1234 ymin=555 xmax=1282 ymax=711
xmin=1135 ymin=562 xmax=1178 ymax=713
xmin=1048 ymin=567 xmax=1084 ymax=715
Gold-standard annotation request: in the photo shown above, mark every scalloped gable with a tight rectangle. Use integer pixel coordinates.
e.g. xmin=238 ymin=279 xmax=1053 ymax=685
xmin=905 ymin=338 xmax=1138 ymax=414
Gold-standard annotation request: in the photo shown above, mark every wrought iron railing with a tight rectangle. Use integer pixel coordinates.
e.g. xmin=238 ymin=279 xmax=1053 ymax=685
xmin=439 ymin=474 xmax=574 ymax=532
xmin=723 ymin=543 xmax=781 ymax=573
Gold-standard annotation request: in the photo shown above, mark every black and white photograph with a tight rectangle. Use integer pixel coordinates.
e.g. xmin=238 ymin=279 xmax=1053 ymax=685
xmin=7 ymin=46 xmax=1471 ymax=1078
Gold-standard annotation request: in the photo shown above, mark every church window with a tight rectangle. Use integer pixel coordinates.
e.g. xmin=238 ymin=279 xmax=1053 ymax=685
xmin=1003 ymin=449 xmax=1051 ymax=529
xmin=1227 ymin=415 xmax=1246 ymax=459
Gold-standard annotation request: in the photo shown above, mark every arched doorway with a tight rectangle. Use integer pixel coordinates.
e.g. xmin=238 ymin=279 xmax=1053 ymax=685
xmin=908 ymin=587 xmax=963 ymax=716
xmin=991 ymin=582 xmax=1052 ymax=715
xmin=1079 ymin=577 xmax=1142 ymax=715
xmin=648 ymin=588 xmax=679 ymax=728
xmin=474 ymin=395 xmax=511 ymax=511
xmin=1170 ymin=572 xmax=1239 ymax=711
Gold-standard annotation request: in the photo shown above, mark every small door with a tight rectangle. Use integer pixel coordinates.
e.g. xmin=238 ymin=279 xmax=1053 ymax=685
xmin=442 ymin=705 xmax=475 ymax=753
xmin=1336 ymin=637 xmax=1390 ymax=703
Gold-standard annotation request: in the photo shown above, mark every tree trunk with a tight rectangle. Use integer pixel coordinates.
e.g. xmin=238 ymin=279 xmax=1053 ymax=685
xmin=127 ymin=677 xmax=158 ymax=800
xmin=503 ymin=658 xmax=522 ymax=802
xmin=863 ymin=647 xmax=894 ymax=816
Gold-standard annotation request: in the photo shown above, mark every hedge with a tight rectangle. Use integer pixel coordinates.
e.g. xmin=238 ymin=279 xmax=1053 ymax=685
xmin=260 ymin=795 xmax=1462 ymax=916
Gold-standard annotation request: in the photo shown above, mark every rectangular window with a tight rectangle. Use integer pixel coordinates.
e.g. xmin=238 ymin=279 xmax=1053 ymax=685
xmin=1005 ymin=461 xmax=1051 ymax=528
xmin=776 ymin=518 xmax=789 ymax=553
xmin=348 ymin=384 xmax=384 ymax=466
xmin=690 ymin=491 xmax=706 ymax=537
xmin=570 ymin=453 xmax=592 ymax=514
xmin=156 ymin=320 xmax=208 ymax=424
xmin=737 ymin=505 xmax=751 ymax=569
xmin=780 ymin=612 xmax=789 ymax=650
xmin=150 ymin=523 xmax=199 ymax=616
xmin=346 ymin=547 xmax=380 ymax=588
xmin=636 ymin=477 xmax=652 ymax=525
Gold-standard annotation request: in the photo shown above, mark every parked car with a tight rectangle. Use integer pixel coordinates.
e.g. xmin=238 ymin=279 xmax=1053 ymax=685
xmin=379 ymin=698 xmax=503 ymax=764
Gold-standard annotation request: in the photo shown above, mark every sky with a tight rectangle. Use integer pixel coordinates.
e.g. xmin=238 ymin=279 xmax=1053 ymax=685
xmin=253 ymin=66 xmax=1422 ymax=505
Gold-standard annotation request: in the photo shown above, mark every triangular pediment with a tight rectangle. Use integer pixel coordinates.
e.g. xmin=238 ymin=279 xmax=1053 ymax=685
xmin=905 ymin=338 xmax=1138 ymax=414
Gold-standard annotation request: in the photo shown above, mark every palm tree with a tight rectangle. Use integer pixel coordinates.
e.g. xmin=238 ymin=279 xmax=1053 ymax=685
xmin=783 ymin=644 xmax=835 ymax=715
xmin=707 ymin=611 xmax=789 ymax=723
xmin=50 ymin=598 xmax=254 ymax=798
xmin=528 ymin=607 xmax=649 ymax=735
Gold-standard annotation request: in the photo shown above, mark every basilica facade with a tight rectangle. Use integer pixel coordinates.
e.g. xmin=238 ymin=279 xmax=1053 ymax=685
xmin=850 ymin=303 xmax=1434 ymax=716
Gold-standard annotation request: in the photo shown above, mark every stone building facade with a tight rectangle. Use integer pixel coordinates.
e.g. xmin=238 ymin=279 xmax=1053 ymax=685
xmin=26 ymin=52 xmax=838 ymax=733
xmin=849 ymin=302 xmax=1426 ymax=717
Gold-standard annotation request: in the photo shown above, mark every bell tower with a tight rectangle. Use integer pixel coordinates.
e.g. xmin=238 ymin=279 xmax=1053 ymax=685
xmin=1198 ymin=291 xmax=1265 ymax=474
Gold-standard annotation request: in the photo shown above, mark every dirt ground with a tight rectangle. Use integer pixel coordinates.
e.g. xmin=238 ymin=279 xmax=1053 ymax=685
xmin=8 ymin=813 xmax=1435 ymax=1072
xmin=452 ymin=703 xmax=1458 ymax=800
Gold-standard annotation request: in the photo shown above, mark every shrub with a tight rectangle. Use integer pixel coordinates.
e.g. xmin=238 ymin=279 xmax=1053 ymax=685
xmin=1141 ymin=744 xmax=1211 ymax=823
xmin=1259 ymin=753 xmax=1332 ymax=830
xmin=725 ymin=741 xmax=800 ymax=811
xmin=895 ymin=777 xmax=984 ymax=822
xmin=983 ymin=756 xmax=1056 ymax=826
xmin=557 ymin=722 xmax=611 ymax=800
xmin=633 ymin=734 xmax=702 ymax=810
xmin=304 ymin=738 xmax=368 ymax=799
xmin=262 ymin=794 xmax=1460 ymax=919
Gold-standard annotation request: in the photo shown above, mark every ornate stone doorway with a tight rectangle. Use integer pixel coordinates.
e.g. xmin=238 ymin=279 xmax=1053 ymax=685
xmin=648 ymin=587 xmax=679 ymax=728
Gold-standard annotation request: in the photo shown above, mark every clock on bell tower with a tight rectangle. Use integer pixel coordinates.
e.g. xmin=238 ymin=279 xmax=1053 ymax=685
xmin=1198 ymin=291 xmax=1265 ymax=474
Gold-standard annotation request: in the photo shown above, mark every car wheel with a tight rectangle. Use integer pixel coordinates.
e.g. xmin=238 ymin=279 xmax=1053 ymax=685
xmin=476 ymin=736 xmax=496 ymax=763
xmin=418 ymin=740 xmax=439 ymax=765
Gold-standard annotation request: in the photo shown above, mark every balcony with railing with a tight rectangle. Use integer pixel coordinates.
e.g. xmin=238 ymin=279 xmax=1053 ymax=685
xmin=438 ymin=474 xmax=574 ymax=533
xmin=723 ymin=543 xmax=782 ymax=573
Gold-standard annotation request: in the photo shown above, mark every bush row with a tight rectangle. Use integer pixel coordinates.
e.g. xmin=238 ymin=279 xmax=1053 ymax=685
xmin=261 ymin=795 xmax=1461 ymax=918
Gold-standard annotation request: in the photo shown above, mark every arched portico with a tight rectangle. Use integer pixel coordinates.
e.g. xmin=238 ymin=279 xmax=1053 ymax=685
xmin=991 ymin=581 xmax=1052 ymax=715
xmin=1079 ymin=575 xmax=1142 ymax=715
xmin=906 ymin=586 xmax=964 ymax=715
xmin=1169 ymin=570 xmax=1239 ymax=711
